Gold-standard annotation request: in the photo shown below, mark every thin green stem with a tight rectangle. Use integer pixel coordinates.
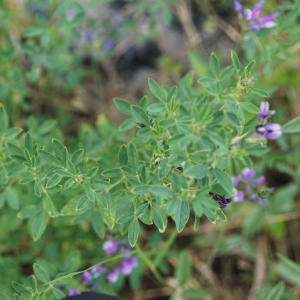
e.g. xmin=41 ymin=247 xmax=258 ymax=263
xmin=105 ymin=176 xmax=125 ymax=192
xmin=153 ymin=227 xmax=178 ymax=267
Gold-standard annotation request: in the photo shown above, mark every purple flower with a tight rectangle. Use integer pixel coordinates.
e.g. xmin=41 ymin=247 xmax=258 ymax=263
xmin=82 ymin=271 xmax=93 ymax=284
xmin=248 ymin=193 xmax=257 ymax=200
xmin=119 ymin=256 xmax=138 ymax=275
xmin=232 ymin=177 xmax=240 ymax=188
xmin=250 ymin=12 xmax=279 ymax=31
xmin=56 ymin=285 xmax=63 ymax=291
xmin=240 ymin=167 xmax=256 ymax=181
xmin=257 ymin=123 xmax=283 ymax=140
xmin=86 ymin=32 xmax=93 ymax=43
xmin=119 ymin=246 xmax=133 ymax=254
xmin=103 ymin=40 xmax=115 ymax=50
xmin=214 ymin=195 xmax=232 ymax=208
xmin=234 ymin=191 xmax=244 ymax=202
xmin=252 ymin=176 xmax=266 ymax=186
xmin=257 ymin=199 xmax=268 ymax=204
xmin=68 ymin=289 xmax=81 ymax=296
xmin=234 ymin=0 xmax=243 ymax=15
xmin=91 ymin=264 xmax=106 ymax=278
xmin=259 ymin=102 xmax=276 ymax=123
xmin=103 ymin=236 xmax=125 ymax=255
xmin=107 ymin=269 xmax=120 ymax=283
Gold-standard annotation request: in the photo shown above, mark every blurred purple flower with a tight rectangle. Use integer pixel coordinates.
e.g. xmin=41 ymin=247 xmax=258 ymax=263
xmin=239 ymin=167 xmax=256 ymax=181
xmin=104 ymin=40 xmax=115 ymax=50
xmin=213 ymin=195 xmax=232 ymax=208
xmin=82 ymin=271 xmax=93 ymax=284
xmin=119 ymin=256 xmax=138 ymax=275
xmin=257 ymin=199 xmax=268 ymax=204
xmin=248 ymin=193 xmax=257 ymax=200
xmin=257 ymin=123 xmax=282 ymax=140
xmin=233 ymin=0 xmax=278 ymax=30
xmin=69 ymin=289 xmax=81 ymax=296
xmin=86 ymin=31 xmax=93 ymax=43
xmin=234 ymin=191 xmax=244 ymax=202
xmin=103 ymin=236 xmax=125 ymax=255
xmin=252 ymin=176 xmax=266 ymax=186
xmin=91 ymin=264 xmax=106 ymax=278
xmin=56 ymin=285 xmax=63 ymax=291
xmin=234 ymin=0 xmax=243 ymax=15
xmin=232 ymin=177 xmax=240 ymax=188
xmin=259 ymin=102 xmax=276 ymax=123
xmin=107 ymin=269 xmax=120 ymax=283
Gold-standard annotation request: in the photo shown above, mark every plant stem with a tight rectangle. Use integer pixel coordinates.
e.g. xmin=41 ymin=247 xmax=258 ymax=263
xmin=153 ymin=227 xmax=178 ymax=267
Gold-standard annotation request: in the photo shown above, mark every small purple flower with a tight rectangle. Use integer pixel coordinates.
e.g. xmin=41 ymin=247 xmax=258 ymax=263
xmin=257 ymin=123 xmax=283 ymax=140
xmin=252 ymin=176 xmax=266 ymax=186
xmin=86 ymin=31 xmax=93 ymax=43
xmin=259 ymin=102 xmax=276 ymax=123
xmin=103 ymin=236 xmax=125 ymax=255
xmin=234 ymin=0 xmax=243 ymax=15
xmin=257 ymin=199 xmax=268 ymax=204
xmin=248 ymin=193 xmax=257 ymax=200
xmin=240 ymin=167 xmax=256 ymax=181
xmin=82 ymin=271 xmax=93 ymax=284
xmin=234 ymin=191 xmax=244 ymax=202
xmin=68 ymin=289 xmax=81 ymax=296
xmin=119 ymin=246 xmax=133 ymax=254
xmin=103 ymin=40 xmax=115 ymax=50
xmin=232 ymin=177 xmax=240 ymax=188
xmin=214 ymin=195 xmax=232 ymax=208
xmin=107 ymin=269 xmax=120 ymax=283
xmin=119 ymin=256 xmax=138 ymax=275
xmin=91 ymin=264 xmax=106 ymax=278
xmin=250 ymin=12 xmax=279 ymax=31
xmin=56 ymin=285 xmax=63 ymax=291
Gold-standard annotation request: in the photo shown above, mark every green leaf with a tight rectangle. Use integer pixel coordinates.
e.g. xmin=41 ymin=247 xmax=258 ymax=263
xmin=251 ymin=88 xmax=270 ymax=98
xmin=131 ymin=105 xmax=150 ymax=127
xmin=150 ymin=186 xmax=175 ymax=197
xmin=240 ymin=102 xmax=260 ymax=114
xmin=6 ymin=141 xmax=23 ymax=156
xmin=209 ymin=53 xmax=220 ymax=77
xmin=33 ymin=263 xmax=50 ymax=283
xmin=91 ymin=180 xmax=110 ymax=189
xmin=95 ymin=193 xmax=108 ymax=209
xmin=265 ymin=281 xmax=285 ymax=300
xmin=45 ymin=194 xmax=58 ymax=217
xmin=12 ymin=282 xmax=30 ymax=294
xmin=148 ymin=78 xmax=165 ymax=102
xmin=128 ymin=142 xmax=139 ymax=172
xmin=246 ymin=60 xmax=256 ymax=72
xmin=71 ymin=149 xmax=84 ymax=165
xmin=52 ymin=139 xmax=65 ymax=157
xmin=226 ymin=112 xmax=240 ymax=128
xmin=4 ymin=127 xmax=22 ymax=140
xmin=119 ymin=144 xmax=128 ymax=166
xmin=119 ymin=118 xmax=136 ymax=131
xmin=34 ymin=181 xmax=42 ymax=197
xmin=276 ymin=254 xmax=300 ymax=285
xmin=77 ymin=195 xmax=90 ymax=210
xmin=25 ymin=133 xmax=34 ymax=156
xmin=220 ymin=65 xmax=235 ymax=80
xmin=231 ymin=50 xmax=240 ymax=71
xmin=117 ymin=211 xmax=134 ymax=224
xmin=54 ymin=169 xmax=72 ymax=177
xmin=242 ymin=208 xmax=263 ymax=236
xmin=92 ymin=209 xmax=105 ymax=238
xmin=38 ymin=150 xmax=62 ymax=167
xmin=114 ymin=98 xmax=132 ymax=115
xmin=175 ymin=199 xmax=189 ymax=232
xmin=213 ymin=168 xmax=234 ymax=196
xmin=17 ymin=205 xmax=41 ymax=218
xmin=0 ymin=104 xmax=8 ymax=132
xmin=282 ymin=116 xmax=300 ymax=133
xmin=5 ymin=188 xmax=19 ymax=210
xmin=7 ymin=165 xmax=27 ymax=177
xmin=198 ymin=78 xmax=216 ymax=86
xmin=65 ymin=178 xmax=75 ymax=190
xmin=52 ymin=286 xmax=66 ymax=299
xmin=183 ymin=288 xmax=210 ymax=299
xmin=133 ymin=185 xmax=152 ymax=195
xmin=100 ymin=193 xmax=116 ymax=229
xmin=22 ymin=26 xmax=44 ymax=37
xmin=135 ymin=203 xmax=148 ymax=218
xmin=128 ymin=219 xmax=140 ymax=247
xmin=184 ymin=164 xmax=209 ymax=179
xmin=10 ymin=154 xmax=27 ymax=163
xmin=159 ymin=157 xmax=172 ymax=179
xmin=148 ymin=103 xmax=166 ymax=112
xmin=151 ymin=206 xmax=165 ymax=232
xmin=47 ymin=174 xmax=63 ymax=188
xmin=32 ymin=212 xmax=47 ymax=241
xmin=176 ymin=251 xmax=191 ymax=286
xmin=121 ymin=166 xmax=137 ymax=177
xmin=102 ymin=168 xmax=122 ymax=177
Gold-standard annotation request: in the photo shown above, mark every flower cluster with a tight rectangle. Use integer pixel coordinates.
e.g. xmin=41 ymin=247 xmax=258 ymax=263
xmin=234 ymin=0 xmax=279 ymax=31
xmin=65 ymin=236 xmax=138 ymax=296
xmin=256 ymin=101 xmax=282 ymax=140
xmin=232 ymin=167 xmax=274 ymax=204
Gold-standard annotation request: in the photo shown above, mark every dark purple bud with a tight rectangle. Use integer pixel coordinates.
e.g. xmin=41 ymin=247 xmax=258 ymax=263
xmin=257 ymin=123 xmax=283 ymax=140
